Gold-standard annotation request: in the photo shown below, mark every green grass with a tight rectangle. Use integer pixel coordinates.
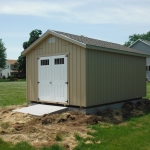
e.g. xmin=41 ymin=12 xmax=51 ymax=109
xmin=55 ymin=133 xmax=63 ymax=141
xmin=74 ymin=133 xmax=83 ymax=141
xmin=0 ymin=82 xmax=27 ymax=107
xmin=0 ymin=139 xmax=64 ymax=150
xmin=146 ymin=82 xmax=150 ymax=99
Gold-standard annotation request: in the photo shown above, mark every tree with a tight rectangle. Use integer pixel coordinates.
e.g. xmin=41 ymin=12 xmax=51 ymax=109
xmin=23 ymin=29 xmax=42 ymax=49
xmin=17 ymin=29 xmax=42 ymax=76
xmin=17 ymin=55 xmax=26 ymax=74
xmin=124 ymin=31 xmax=150 ymax=47
xmin=0 ymin=39 xmax=7 ymax=69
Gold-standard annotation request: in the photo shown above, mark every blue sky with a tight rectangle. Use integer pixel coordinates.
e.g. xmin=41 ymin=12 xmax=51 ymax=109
xmin=0 ymin=0 xmax=150 ymax=59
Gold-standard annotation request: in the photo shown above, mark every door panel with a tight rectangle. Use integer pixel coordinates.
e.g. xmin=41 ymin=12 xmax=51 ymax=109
xmin=52 ymin=55 xmax=67 ymax=103
xmin=38 ymin=57 xmax=52 ymax=101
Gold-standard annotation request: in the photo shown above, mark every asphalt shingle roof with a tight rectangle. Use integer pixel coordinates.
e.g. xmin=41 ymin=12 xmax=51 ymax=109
xmin=53 ymin=30 xmax=146 ymax=55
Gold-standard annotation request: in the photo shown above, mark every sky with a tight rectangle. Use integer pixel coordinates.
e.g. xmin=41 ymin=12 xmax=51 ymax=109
xmin=0 ymin=0 xmax=150 ymax=60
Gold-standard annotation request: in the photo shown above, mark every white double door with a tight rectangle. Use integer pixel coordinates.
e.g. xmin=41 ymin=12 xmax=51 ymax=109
xmin=38 ymin=55 xmax=67 ymax=103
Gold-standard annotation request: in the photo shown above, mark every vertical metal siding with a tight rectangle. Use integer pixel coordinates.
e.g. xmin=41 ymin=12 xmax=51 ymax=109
xmin=86 ymin=49 xmax=146 ymax=107
xmin=26 ymin=36 xmax=86 ymax=106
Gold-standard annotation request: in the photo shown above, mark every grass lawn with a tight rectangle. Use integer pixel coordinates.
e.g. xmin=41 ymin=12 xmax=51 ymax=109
xmin=146 ymin=82 xmax=150 ymax=99
xmin=0 ymin=82 xmax=150 ymax=150
xmin=0 ymin=82 xmax=27 ymax=107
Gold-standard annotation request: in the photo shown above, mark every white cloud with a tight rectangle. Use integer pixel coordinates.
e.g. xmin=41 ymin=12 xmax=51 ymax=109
xmin=0 ymin=0 xmax=150 ymax=25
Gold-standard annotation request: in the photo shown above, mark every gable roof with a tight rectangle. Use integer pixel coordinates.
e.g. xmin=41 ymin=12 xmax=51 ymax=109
xmin=129 ymin=39 xmax=150 ymax=48
xmin=22 ymin=30 xmax=148 ymax=57
xmin=7 ymin=59 xmax=17 ymax=65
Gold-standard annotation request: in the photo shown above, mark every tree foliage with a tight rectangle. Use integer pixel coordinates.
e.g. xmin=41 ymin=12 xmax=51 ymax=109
xmin=124 ymin=31 xmax=150 ymax=47
xmin=23 ymin=29 xmax=42 ymax=49
xmin=17 ymin=55 xmax=26 ymax=73
xmin=17 ymin=29 xmax=42 ymax=74
xmin=0 ymin=39 xmax=7 ymax=69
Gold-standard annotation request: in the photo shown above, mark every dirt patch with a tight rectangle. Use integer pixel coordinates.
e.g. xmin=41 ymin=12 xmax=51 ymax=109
xmin=0 ymin=106 xmax=95 ymax=149
xmin=30 ymin=112 xmax=98 ymax=126
xmin=97 ymin=100 xmax=150 ymax=124
xmin=0 ymin=100 xmax=150 ymax=149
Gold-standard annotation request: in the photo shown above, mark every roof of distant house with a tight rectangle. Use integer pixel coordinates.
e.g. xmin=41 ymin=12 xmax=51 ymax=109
xmin=129 ymin=39 xmax=150 ymax=47
xmin=139 ymin=39 xmax=150 ymax=46
xmin=7 ymin=59 xmax=17 ymax=64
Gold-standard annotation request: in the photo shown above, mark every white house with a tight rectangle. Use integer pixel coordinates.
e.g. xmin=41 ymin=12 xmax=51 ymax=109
xmin=0 ymin=59 xmax=18 ymax=78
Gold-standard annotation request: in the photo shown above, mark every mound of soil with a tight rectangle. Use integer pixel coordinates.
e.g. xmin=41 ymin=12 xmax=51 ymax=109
xmin=97 ymin=100 xmax=150 ymax=124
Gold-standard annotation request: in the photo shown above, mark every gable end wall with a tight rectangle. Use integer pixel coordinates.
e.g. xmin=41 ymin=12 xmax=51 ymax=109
xmin=26 ymin=35 xmax=86 ymax=106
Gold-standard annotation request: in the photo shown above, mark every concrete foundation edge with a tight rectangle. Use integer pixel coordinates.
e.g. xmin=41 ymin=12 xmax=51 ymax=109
xmin=68 ymin=98 xmax=147 ymax=115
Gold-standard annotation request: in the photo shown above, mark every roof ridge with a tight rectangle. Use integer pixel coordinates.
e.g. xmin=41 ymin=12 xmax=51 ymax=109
xmin=52 ymin=30 xmax=127 ymax=47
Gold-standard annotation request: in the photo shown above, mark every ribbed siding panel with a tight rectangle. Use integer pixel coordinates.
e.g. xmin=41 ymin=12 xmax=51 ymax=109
xmin=26 ymin=35 xmax=86 ymax=106
xmin=86 ymin=49 xmax=146 ymax=107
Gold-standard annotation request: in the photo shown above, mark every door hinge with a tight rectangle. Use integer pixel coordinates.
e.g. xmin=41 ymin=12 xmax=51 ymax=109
xmin=65 ymin=100 xmax=68 ymax=103
xmin=65 ymin=82 xmax=68 ymax=84
xmin=37 ymin=82 xmax=40 ymax=83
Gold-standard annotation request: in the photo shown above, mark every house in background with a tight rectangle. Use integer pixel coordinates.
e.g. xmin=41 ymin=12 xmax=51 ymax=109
xmin=129 ymin=39 xmax=150 ymax=81
xmin=0 ymin=59 xmax=18 ymax=78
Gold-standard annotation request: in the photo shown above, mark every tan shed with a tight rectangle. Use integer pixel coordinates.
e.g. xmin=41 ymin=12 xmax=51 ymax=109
xmin=22 ymin=30 xmax=147 ymax=108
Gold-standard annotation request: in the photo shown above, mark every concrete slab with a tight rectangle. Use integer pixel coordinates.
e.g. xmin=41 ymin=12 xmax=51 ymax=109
xmin=13 ymin=104 xmax=68 ymax=116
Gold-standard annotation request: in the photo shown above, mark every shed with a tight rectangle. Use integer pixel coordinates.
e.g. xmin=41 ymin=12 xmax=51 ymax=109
xmin=129 ymin=39 xmax=150 ymax=81
xmin=22 ymin=30 xmax=147 ymax=107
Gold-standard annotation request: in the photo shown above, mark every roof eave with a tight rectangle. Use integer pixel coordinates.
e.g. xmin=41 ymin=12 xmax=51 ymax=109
xmin=86 ymin=44 xmax=148 ymax=57
xmin=22 ymin=30 xmax=86 ymax=56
